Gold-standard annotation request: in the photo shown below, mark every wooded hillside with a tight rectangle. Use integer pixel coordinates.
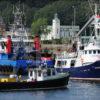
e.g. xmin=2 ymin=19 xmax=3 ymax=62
xmin=0 ymin=0 xmax=99 ymax=29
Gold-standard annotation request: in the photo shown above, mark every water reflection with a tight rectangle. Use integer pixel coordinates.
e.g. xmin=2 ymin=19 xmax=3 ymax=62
xmin=0 ymin=81 xmax=100 ymax=100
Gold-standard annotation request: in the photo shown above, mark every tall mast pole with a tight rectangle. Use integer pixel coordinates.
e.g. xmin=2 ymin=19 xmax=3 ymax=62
xmin=94 ymin=4 xmax=98 ymax=38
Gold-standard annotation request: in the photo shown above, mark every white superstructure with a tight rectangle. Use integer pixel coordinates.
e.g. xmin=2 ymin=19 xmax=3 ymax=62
xmin=55 ymin=4 xmax=100 ymax=69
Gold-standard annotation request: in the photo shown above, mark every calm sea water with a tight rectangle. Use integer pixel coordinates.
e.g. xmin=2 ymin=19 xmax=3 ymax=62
xmin=0 ymin=81 xmax=100 ymax=100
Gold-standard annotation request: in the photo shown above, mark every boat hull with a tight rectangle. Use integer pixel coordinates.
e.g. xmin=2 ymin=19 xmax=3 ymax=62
xmin=0 ymin=76 xmax=69 ymax=91
xmin=56 ymin=61 xmax=100 ymax=81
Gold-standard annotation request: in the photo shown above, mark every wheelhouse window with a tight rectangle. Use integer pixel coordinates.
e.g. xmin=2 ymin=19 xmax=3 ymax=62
xmin=30 ymin=70 xmax=33 ymax=76
xmin=62 ymin=61 xmax=67 ymax=66
xmin=52 ymin=69 xmax=56 ymax=75
xmin=70 ymin=60 xmax=75 ymax=67
xmin=64 ymin=61 xmax=67 ymax=65
xmin=43 ymin=71 xmax=47 ymax=77
xmin=38 ymin=70 xmax=42 ymax=77
xmin=57 ymin=61 xmax=61 ymax=66
xmin=57 ymin=60 xmax=67 ymax=67
xmin=47 ymin=69 xmax=51 ymax=76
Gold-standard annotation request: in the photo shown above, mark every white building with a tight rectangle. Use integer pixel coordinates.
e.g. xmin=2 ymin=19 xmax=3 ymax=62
xmin=41 ymin=13 xmax=79 ymax=40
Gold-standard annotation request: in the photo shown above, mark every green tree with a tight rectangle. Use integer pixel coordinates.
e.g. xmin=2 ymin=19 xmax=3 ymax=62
xmin=31 ymin=18 xmax=48 ymax=36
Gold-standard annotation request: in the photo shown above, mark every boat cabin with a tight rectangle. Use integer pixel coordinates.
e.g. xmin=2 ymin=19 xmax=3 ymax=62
xmin=27 ymin=68 xmax=58 ymax=81
xmin=54 ymin=41 xmax=100 ymax=68
xmin=54 ymin=58 xmax=76 ymax=68
xmin=79 ymin=42 xmax=100 ymax=66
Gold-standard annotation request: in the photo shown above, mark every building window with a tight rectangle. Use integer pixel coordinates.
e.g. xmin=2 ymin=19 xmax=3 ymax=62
xmin=89 ymin=50 xmax=92 ymax=54
xmin=93 ymin=50 xmax=96 ymax=54
xmin=85 ymin=51 xmax=87 ymax=54
xmin=98 ymin=50 xmax=100 ymax=54
xmin=97 ymin=29 xmax=100 ymax=35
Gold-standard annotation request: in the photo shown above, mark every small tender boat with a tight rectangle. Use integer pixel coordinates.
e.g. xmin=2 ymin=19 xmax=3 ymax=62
xmin=0 ymin=67 xmax=69 ymax=91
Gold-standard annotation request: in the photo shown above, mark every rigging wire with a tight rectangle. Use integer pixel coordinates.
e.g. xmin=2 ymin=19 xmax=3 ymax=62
xmin=88 ymin=0 xmax=95 ymax=15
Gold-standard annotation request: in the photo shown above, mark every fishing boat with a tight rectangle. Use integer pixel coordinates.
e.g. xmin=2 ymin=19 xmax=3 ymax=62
xmin=54 ymin=4 xmax=100 ymax=81
xmin=0 ymin=4 xmax=36 ymax=74
xmin=0 ymin=35 xmax=54 ymax=75
xmin=0 ymin=4 xmax=33 ymax=52
xmin=0 ymin=4 xmax=54 ymax=75
xmin=0 ymin=66 xmax=69 ymax=91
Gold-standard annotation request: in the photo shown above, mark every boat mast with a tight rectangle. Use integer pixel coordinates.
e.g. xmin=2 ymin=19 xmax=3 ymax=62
xmin=94 ymin=4 xmax=98 ymax=38
xmin=12 ymin=2 xmax=28 ymax=40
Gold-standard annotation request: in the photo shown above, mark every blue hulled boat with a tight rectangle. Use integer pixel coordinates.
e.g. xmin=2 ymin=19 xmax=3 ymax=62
xmin=54 ymin=4 xmax=100 ymax=81
xmin=0 ymin=4 xmax=54 ymax=75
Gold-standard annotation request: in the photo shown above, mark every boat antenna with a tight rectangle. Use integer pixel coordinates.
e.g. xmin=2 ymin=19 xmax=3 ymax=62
xmin=94 ymin=3 xmax=98 ymax=38
xmin=18 ymin=0 xmax=21 ymax=8
xmin=88 ymin=0 xmax=95 ymax=15
xmin=22 ymin=3 xmax=26 ymax=26
xmin=13 ymin=5 xmax=15 ymax=15
xmin=95 ymin=4 xmax=97 ymax=15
